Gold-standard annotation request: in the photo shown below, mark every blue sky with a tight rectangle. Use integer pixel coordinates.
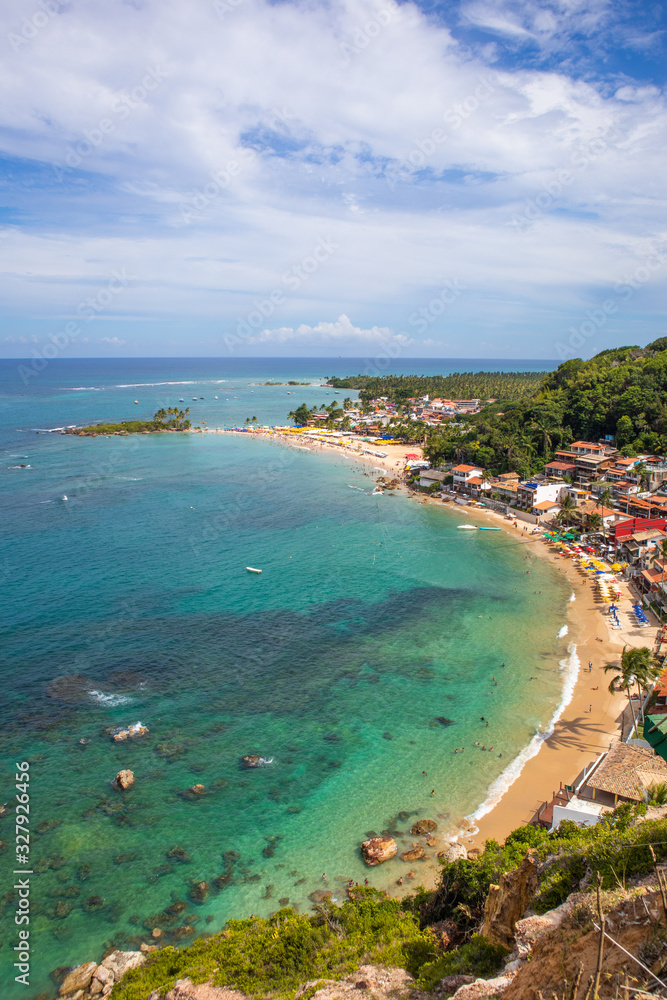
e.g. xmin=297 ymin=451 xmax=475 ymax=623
xmin=0 ymin=0 xmax=665 ymax=359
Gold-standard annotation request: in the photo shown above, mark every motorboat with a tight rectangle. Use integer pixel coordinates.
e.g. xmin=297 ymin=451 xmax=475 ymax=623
xmin=246 ymin=566 xmax=262 ymax=574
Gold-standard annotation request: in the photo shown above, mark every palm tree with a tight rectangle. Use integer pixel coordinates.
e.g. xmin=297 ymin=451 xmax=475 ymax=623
xmin=604 ymin=645 xmax=662 ymax=730
xmin=585 ymin=512 xmax=603 ymax=535
xmin=598 ymin=486 xmax=614 ymax=547
xmin=650 ymin=539 xmax=667 ymax=617
xmin=558 ymin=493 xmax=580 ymax=527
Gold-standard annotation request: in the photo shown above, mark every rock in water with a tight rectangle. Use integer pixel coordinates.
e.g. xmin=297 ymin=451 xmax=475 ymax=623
xmin=410 ymin=819 xmax=437 ymax=835
xmin=114 ymin=769 xmax=135 ymax=790
xmin=400 ymin=845 xmax=425 ymax=862
xmin=240 ymin=754 xmax=269 ymax=768
xmin=58 ymin=962 xmax=98 ymax=995
xmin=189 ymin=881 xmax=210 ymax=903
xmin=360 ymin=836 xmax=397 ymax=866
xmin=482 ymin=850 xmax=538 ymax=948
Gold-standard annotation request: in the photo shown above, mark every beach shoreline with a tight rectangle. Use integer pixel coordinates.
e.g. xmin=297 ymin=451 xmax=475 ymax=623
xmin=211 ymin=427 xmax=657 ymax=888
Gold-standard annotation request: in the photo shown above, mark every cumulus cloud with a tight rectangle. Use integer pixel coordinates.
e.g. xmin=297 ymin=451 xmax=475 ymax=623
xmin=100 ymin=336 xmax=126 ymax=345
xmin=246 ymin=314 xmax=413 ymax=348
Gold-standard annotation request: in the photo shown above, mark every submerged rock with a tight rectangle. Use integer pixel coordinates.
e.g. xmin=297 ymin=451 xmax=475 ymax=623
xmin=410 ymin=819 xmax=437 ymax=835
xmin=400 ymin=845 xmax=425 ymax=862
xmin=360 ymin=836 xmax=397 ymax=866
xmin=166 ymin=845 xmax=192 ymax=864
xmin=188 ymin=881 xmax=209 ymax=904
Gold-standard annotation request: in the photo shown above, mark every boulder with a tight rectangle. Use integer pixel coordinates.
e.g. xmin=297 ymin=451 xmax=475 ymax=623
xmin=241 ymin=754 xmax=262 ymax=768
xmin=437 ymin=843 xmax=468 ymax=862
xmin=100 ymin=950 xmax=145 ymax=980
xmin=451 ymin=976 xmax=514 ymax=1000
xmin=360 ymin=836 xmax=397 ymax=866
xmin=189 ymin=784 xmax=206 ymax=795
xmin=58 ymin=962 xmax=98 ymax=995
xmin=93 ymin=966 xmax=112 ymax=986
xmin=410 ymin=819 xmax=437 ymax=835
xmin=440 ymin=975 xmax=476 ymax=995
xmin=114 ymin=770 xmax=135 ymax=790
xmin=482 ymin=851 xmax=538 ymax=949
xmin=400 ymin=845 xmax=425 ymax=862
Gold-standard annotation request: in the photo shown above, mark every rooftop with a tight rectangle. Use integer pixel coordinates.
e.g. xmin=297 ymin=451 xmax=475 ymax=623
xmin=585 ymin=741 xmax=667 ymax=801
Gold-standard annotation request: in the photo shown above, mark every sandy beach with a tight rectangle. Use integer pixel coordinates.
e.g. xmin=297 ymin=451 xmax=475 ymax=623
xmin=216 ymin=427 xmax=660 ymax=867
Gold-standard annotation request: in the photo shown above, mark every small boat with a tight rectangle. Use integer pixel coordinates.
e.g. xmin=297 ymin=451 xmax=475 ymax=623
xmin=62 ymin=495 xmax=68 ymax=501
xmin=179 ymin=398 xmax=184 ymax=402
xmin=192 ymin=397 xmax=198 ymax=400
xmin=458 ymin=524 xmax=478 ymax=530
xmin=246 ymin=566 xmax=262 ymax=574
xmin=479 ymin=526 xmax=501 ymax=531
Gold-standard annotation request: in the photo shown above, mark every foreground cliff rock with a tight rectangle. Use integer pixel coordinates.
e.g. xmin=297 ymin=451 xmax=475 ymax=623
xmin=58 ymin=951 xmax=145 ymax=998
xmin=481 ymin=851 xmax=538 ymax=949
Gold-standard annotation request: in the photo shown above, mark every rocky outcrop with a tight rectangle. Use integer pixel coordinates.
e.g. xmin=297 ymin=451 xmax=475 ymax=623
xmin=295 ymin=965 xmax=417 ymax=1000
xmin=360 ymin=836 xmax=397 ymax=866
xmin=163 ymin=981 xmax=247 ymax=1000
xmin=411 ymin=820 xmax=437 ymax=835
xmin=58 ymin=952 xmax=145 ymax=998
xmin=481 ymin=851 xmax=538 ymax=949
xmin=503 ymin=889 xmax=664 ymax=1000
xmin=114 ymin=769 xmax=135 ymax=790
xmin=59 ymin=963 xmax=98 ymax=995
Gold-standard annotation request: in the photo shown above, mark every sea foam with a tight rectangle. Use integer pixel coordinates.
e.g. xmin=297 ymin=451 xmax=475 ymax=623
xmin=88 ymin=690 xmax=134 ymax=707
xmin=468 ymin=642 xmax=580 ymax=823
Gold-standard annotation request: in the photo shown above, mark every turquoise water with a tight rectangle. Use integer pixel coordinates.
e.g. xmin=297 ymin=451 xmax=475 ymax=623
xmin=0 ymin=358 xmax=569 ymax=998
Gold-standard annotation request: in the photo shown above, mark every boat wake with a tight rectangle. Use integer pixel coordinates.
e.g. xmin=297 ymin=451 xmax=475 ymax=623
xmin=468 ymin=642 xmax=580 ymax=824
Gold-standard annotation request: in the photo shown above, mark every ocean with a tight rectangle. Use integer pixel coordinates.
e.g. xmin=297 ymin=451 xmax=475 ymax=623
xmin=0 ymin=357 xmax=573 ymax=998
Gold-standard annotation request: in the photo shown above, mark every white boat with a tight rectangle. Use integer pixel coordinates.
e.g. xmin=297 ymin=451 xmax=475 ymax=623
xmin=457 ymin=524 xmax=478 ymax=530
xmin=246 ymin=566 xmax=262 ymax=574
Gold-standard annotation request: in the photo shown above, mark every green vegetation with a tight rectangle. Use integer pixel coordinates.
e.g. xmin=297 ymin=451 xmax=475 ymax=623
xmin=324 ymin=341 xmax=667 ymax=475
xmin=416 ymin=936 xmax=508 ymax=991
xmin=112 ymin=807 xmax=667 ymax=1000
xmin=113 ymin=890 xmax=433 ymax=1000
xmin=418 ymin=341 xmax=667 ymax=475
xmin=327 ymin=372 xmax=547 ymax=404
xmin=65 ymin=408 xmax=191 ymax=436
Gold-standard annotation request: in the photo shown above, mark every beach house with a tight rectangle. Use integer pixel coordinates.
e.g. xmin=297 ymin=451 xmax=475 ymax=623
xmin=452 ymin=464 xmax=485 ymax=492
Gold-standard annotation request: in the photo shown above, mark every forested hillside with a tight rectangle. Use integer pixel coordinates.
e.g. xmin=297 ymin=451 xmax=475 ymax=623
xmin=413 ymin=340 xmax=667 ymax=475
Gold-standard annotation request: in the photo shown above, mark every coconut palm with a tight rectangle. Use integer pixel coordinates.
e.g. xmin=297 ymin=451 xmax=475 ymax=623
xmin=650 ymin=539 xmax=667 ymax=615
xmin=604 ymin=645 xmax=662 ymax=729
xmin=558 ymin=493 xmax=580 ymax=527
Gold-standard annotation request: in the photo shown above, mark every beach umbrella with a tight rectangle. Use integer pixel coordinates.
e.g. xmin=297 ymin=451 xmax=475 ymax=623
xmin=595 ymin=570 xmax=606 ymax=574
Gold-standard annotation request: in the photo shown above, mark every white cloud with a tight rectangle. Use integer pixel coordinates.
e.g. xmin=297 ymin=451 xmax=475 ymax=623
xmin=247 ymin=315 xmax=412 ymax=348
xmin=100 ymin=336 xmax=126 ymax=345
xmin=0 ymin=0 xmax=665 ymax=357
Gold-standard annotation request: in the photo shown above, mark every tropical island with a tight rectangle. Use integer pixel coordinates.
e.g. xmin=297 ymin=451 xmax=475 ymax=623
xmin=64 ymin=407 xmax=192 ymax=436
